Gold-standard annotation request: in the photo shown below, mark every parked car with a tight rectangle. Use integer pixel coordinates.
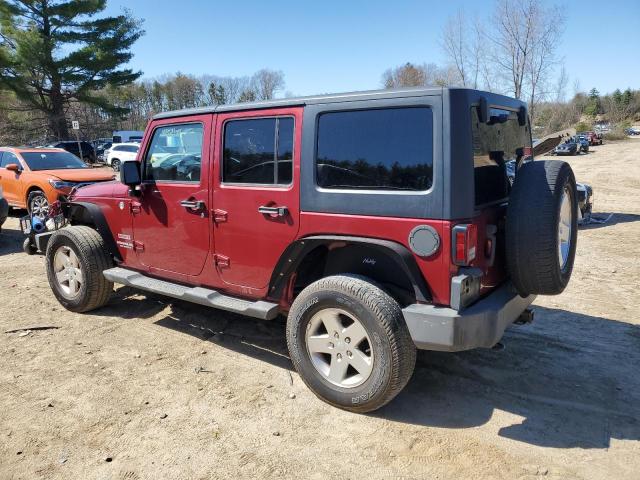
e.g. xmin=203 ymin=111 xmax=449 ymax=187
xmin=625 ymin=127 xmax=640 ymax=136
xmin=0 ymin=185 xmax=8 ymax=232
xmin=41 ymin=87 xmax=578 ymax=413
xmin=575 ymin=135 xmax=590 ymax=153
xmin=506 ymin=160 xmax=593 ymax=224
xmin=578 ymin=131 xmax=603 ymax=146
xmin=105 ymin=143 xmax=140 ymax=171
xmin=554 ymin=138 xmax=578 ymax=155
xmin=48 ymin=141 xmax=97 ymax=164
xmin=95 ymin=141 xmax=112 ymax=161
xmin=0 ymin=147 xmax=115 ymax=218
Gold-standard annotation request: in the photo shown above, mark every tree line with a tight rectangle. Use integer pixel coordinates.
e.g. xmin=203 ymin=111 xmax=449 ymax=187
xmin=1 ymin=0 xmax=638 ymax=147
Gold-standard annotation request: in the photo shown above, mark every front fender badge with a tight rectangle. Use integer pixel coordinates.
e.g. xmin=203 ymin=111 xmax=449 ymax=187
xmin=408 ymin=225 xmax=440 ymax=257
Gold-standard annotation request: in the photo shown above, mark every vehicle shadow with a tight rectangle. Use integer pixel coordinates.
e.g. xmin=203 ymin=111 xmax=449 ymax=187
xmin=98 ymin=292 xmax=640 ymax=449
xmin=0 ymin=223 xmax=25 ymax=255
xmin=581 ymin=212 xmax=640 ymax=230
xmin=377 ymin=306 xmax=640 ymax=449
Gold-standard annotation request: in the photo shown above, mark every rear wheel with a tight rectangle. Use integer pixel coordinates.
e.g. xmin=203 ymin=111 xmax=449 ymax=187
xmin=287 ymin=275 xmax=416 ymax=413
xmin=46 ymin=226 xmax=114 ymax=312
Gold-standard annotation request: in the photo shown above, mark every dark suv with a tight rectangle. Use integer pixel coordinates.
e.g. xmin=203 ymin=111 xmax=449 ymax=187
xmin=48 ymin=141 xmax=97 ymax=164
xmin=40 ymin=87 xmax=578 ymax=412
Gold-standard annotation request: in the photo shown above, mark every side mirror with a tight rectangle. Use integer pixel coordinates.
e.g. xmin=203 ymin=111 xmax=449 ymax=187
xmin=5 ymin=163 xmax=21 ymax=173
xmin=120 ymin=160 xmax=141 ymax=195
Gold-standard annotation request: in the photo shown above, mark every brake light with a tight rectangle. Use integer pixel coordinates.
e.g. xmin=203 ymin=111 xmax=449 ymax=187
xmin=452 ymin=224 xmax=477 ymax=265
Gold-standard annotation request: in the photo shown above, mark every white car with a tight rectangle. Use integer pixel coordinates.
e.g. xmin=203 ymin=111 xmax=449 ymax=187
xmin=105 ymin=143 xmax=139 ymax=172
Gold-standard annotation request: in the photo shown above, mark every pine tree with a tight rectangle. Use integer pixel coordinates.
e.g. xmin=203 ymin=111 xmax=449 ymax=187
xmin=0 ymin=0 xmax=144 ymax=140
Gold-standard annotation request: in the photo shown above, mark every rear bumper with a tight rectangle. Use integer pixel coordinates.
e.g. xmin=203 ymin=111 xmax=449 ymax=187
xmin=402 ymin=283 xmax=535 ymax=352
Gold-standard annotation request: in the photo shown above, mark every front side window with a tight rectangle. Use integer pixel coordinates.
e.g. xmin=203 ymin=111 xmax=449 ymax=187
xmin=316 ymin=107 xmax=433 ymax=191
xmin=0 ymin=151 xmax=19 ymax=168
xmin=471 ymin=107 xmax=531 ymax=205
xmin=144 ymin=123 xmax=203 ymax=182
xmin=222 ymin=117 xmax=294 ymax=185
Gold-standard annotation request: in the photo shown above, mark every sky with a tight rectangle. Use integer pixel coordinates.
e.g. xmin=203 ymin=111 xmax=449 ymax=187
xmin=103 ymin=0 xmax=640 ymax=98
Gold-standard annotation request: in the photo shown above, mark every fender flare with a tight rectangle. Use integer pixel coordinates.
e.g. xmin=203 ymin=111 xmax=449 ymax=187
xmin=268 ymin=235 xmax=431 ymax=303
xmin=61 ymin=201 xmax=122 ymax=262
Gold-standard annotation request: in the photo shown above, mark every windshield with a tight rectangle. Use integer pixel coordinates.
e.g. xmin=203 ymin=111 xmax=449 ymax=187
xmin=21 ymin=151 xmax=88 ymax=171
xmin=472 ymin=106 xmax=531 ymax=205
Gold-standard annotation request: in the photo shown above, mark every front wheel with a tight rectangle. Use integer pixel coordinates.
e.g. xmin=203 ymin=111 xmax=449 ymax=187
xmin=45 ymin=226 xmax=114 ymax=312
xmin=287 ymin=275 xmax=416 ymax=413
xmin=28 ymin=190 xmax=49 ymax=219
xmin=111 ymin=158 xmax=121 ymax=172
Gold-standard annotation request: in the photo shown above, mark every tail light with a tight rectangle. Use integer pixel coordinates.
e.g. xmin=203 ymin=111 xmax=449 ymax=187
xmin=452 ymin=224 xmax=477 ymax=266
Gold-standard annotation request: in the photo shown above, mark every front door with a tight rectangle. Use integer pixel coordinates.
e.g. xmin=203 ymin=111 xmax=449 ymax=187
xmin=132 ymin=116 xmax=212 ymax=277
xmin=0 ymin=151 xmax=25 ymax=206
xmin=212 ymin=107 xmax=302 ymax=291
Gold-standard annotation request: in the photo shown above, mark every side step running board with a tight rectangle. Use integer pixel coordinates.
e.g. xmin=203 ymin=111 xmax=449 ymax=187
xmin=103 ymin=267 xmax=279 ymax=320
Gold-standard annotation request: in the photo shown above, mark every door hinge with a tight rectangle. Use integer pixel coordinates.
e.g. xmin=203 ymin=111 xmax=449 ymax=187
xmin=214 ymin=254 xmax=230 ymax=268
xmin=213 ymin=209 xmax=228 ymax=223
xmin=130 ymin=201 xmax=142 ymax=214
xmin=133 ymin=240 xmax=144 ymax=252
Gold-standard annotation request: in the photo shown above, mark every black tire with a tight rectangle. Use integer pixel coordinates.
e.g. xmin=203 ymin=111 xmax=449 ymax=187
xmin=27 ymin=190 xmax=49 ymax=219
xmin=286 ymin=275 xmax=416 ymax=413
xmin=23 ymin=237 xmax=37 ymax=255
xmin=111 ymin=158 xmax=121 ymax=172
xmin=506 ymin=160 xmax=578 ymax=296
xmin=45 ymin=226 xmax=114 ymax=312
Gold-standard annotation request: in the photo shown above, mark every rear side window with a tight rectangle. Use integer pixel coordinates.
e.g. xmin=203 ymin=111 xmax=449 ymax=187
xmin=316 ymin=107 xmax=433 ymax=191
xmin=222 ymin=117 xmax=293 ymax=185
xmin=144 ymin=123 xmax=203 ymax=182
xmin=472 ymin=106 xmax=531 ymax=205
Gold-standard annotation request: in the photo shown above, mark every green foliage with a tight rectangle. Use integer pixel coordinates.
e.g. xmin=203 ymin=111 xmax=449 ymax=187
xmin=575 ymin=121 xmax=591 ymax=132
xmin=0 ymin=0 xmax=144 ymax=139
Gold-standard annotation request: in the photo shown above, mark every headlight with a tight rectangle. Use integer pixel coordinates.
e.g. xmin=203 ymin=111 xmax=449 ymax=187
xmin=48 ymin=180 xmax=76 ymax=190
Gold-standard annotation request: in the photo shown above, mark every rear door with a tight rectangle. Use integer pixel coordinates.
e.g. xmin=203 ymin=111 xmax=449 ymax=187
xmin=212 ymin=107 xmax=302 ymax=291
xmin=132 ymin=116 xmax=212 ymax=277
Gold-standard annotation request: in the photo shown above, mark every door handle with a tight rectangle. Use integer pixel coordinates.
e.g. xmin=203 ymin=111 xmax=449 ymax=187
xmin=258 ymin=205 xmax=288 ymax=217
xmin=180 ymin=199 xmax=205 ymax=211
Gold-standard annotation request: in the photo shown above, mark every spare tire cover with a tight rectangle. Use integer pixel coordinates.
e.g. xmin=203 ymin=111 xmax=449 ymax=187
xmin=506 ymin=160 xmax=578 ymax=296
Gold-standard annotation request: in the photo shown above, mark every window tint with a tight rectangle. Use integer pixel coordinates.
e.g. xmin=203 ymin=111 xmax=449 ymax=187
xmin=316 ymin=108 xmax=433 ymax=191
xmin=144 ymin=124 xmax=203 ymax=182
xmin=1 ymin=152 xmax=20 ymax=168
xmin=471 ymin=106 xmax=531 ymax=205
xmin=21 ymin=151 xmax=87 ymax=170
xmin=222 ymin=117 xmax=293 ymax=185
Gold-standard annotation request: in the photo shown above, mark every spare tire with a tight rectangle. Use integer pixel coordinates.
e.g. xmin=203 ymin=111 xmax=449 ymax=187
xmin=506 ymin=160 xmax=578 ymax=296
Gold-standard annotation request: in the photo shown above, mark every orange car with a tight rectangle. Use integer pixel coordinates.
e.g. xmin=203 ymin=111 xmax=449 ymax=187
xmin=0 ymin=147 xmax=115 ymax=218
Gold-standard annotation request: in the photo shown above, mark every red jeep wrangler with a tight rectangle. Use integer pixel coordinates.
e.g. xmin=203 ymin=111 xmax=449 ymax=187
xmin=43 ymin=88 xmax=578 ymax=412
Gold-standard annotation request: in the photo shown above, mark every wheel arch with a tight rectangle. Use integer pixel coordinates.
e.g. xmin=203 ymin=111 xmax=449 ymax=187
xmin=61 ymin=201 xmax=122 ymax=262
xmin=268 ymin=235 xmax=431 ymax=308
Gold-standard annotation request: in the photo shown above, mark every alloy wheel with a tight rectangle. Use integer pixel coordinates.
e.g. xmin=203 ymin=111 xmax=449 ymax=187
xmin=305 ymin=308 xmax=374 ymax=388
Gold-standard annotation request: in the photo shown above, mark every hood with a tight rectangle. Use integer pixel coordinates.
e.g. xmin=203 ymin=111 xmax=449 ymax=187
xmin=39 ymin=168 xmax=116 ymax=182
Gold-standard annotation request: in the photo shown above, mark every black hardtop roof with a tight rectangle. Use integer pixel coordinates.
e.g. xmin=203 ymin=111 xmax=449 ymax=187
xmin=152 ymin=86 xmax=526 ymax=120
xmin=152 ymin=86 xmax=452 ymax=120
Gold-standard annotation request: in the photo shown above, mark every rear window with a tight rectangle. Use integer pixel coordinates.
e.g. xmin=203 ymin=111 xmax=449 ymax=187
xmin=472 ymin=106 xmax=531 ymax=205
xmin=316 ymin=107 xmax=433 ymax=191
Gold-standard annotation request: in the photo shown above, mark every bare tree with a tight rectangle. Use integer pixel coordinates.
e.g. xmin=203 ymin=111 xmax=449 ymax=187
xmin=251 ymin=69 xmax=285 ymax=100
xmin=440 ymin=11 xmax=484 ymax=88
xmin=485 ymin=0 xmax=564 ymax=118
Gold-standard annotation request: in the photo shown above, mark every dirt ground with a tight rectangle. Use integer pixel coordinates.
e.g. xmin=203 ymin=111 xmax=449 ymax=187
xmin=1 ymin=139 xmax=639 ymax=480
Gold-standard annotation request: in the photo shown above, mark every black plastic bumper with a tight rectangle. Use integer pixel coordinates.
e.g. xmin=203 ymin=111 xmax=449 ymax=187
xmin=402 ymin=283 xmax=535 ymax=352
